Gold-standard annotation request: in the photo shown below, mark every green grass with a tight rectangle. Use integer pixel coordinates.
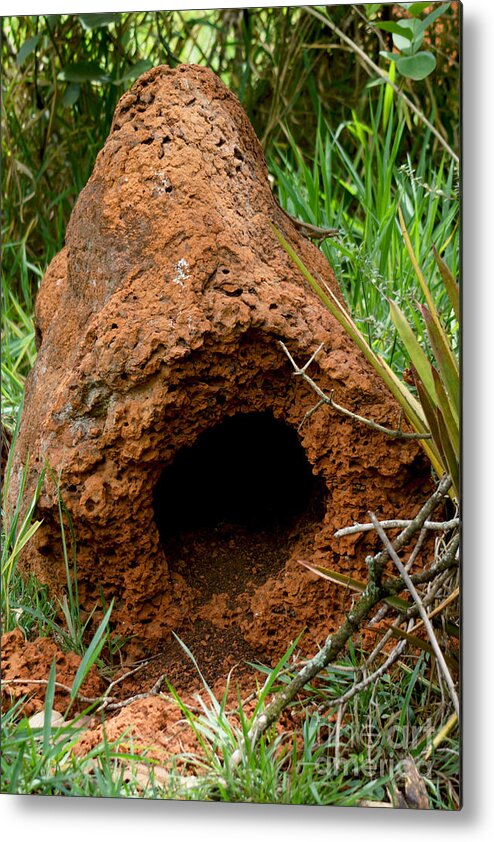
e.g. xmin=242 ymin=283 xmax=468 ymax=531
xmin=0 ymin=637 xmax=459 ymax=806
xmin=157 ymin=638 xmax=458 ymax=808
xmin=1 ymin=696 xmax=152 ymax=797
xmin=1 ymin=5 xmax=460 ymax=806
xmin=270 ymin=95 xmax=459 ymax=369
xmin=1 ymin=246 xmax=38 ymax=429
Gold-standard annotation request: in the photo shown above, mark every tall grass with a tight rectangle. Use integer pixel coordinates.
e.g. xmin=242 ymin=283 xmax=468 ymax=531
xmin=1 ymin=7 xmax=459 ymax=296
xmin=270 ymin=95 xmax=459 ymax=368
xmin=1 ymin=246 xmax=38 ymax=429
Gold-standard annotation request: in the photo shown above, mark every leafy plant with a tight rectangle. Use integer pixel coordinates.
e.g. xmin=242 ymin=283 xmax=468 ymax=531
xmin=271 ymin=90 xmax=459 ymax=370
xmin=375 ymin=3 xmax=451 ymax=81
xmin=272 ymin=207 xmax=459 ymax=502
xmin=389 ymin=207 xmax=459 ymax=499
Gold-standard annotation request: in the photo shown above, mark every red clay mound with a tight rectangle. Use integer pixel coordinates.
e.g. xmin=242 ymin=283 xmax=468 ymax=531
xmin=8 ymin=65 xmax=432 ymax=676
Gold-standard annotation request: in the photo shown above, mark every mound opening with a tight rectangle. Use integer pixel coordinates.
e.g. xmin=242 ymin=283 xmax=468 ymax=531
xmin=152 ymin=410 xmax=325 ymax=537
xmin=150 ymin=410 xmax=327 ymax=679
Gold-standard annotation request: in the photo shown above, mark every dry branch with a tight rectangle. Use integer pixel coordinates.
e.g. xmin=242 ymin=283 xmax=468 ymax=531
xmin=280 ymin=341 xmax=431 ymax=440
xmin=1 ymin=669 xmax=167 ymax=714
xmin=1 ymin=678 xmax=105 ymax=705
xmin=229 ymin=475 xmax=457 ymax=770
xmin=334 ymin=518 xmax=459 ymax=538
xmin=369 ymin=512 xmax=460 ymax=718
xmin=330 ymin=628 xmax=410 ymax=708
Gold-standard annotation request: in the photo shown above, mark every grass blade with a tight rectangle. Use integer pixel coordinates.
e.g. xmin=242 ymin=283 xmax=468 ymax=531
xmin=388 ymin=298 xmax=436 ymax=403
xmin=435 ymin=407 xmax=460 ymax=498
xmin=432 ymin=366 xmax=460 ymax=457
xmin=420 ymin=303 xmax=459 ymax=421
xmin=70 ymin=601 xmax=113 ymax=702
xmin=432 ymin=244 xmax=459 ymax=322
xmin=43 ymin=658 xmax=57 ymax=755
xmin=298 ymin=560 xmax=411 ymax=613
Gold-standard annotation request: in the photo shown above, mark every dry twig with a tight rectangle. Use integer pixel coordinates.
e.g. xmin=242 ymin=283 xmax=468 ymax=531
xmin=334 ymin=518 xmax=459 ymax=538
xmin=1 ymin=678 xmax=105 ymax=705
xmin=369 ymin=512 xmax=460 ymax=719
xmin=331 ymin=628 xmax=410 ymax=708
xmin=1 ymin=668 xmax=167 ymax=714
xmin=280 ymin=341 xmax=431 ymax=440
xmin=228 ymin=475 xmax=456 ymax=771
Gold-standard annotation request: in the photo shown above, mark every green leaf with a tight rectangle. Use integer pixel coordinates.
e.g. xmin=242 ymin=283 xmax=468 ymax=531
xmin=70 ymin=602 xmax=113 ymax=701
xmin=435 ymin=407 xmax=459 ymax=498
xmin=406 ymin=2 xmax=433 ymax=15
xmin=251 ymin=632 xmax=303 ymax=719
xmin=432 ymin=367 xmax=459 ymax=459
xmin=379 ymin=50 xmax=399 ymax=63
xmin=398 ymin=206 xmax=439 ymax=316
xmin=433 ymin=245 xmax=460 ymax=323
xmin=397 ymin=51 xmax=436 ymax=80
xmin=63 ymin=83 xmax=81 ymax=108
xmin=58 ymin=62 xmax=110 ymax=84
xmin=78 ymin=13 xmax=121 ymax=30
xmin=298 ymin=561 xmax=412 ymax=613
xmin=413 ymin=369 xmax=446 ymax=466
xmin=114 ymin=59 xmax=153 ymax=84
xmin=420 ymin=304 xmax=459 ymax=422
xmin=43 ymin=658 xmax=57 ymax=755
xmin=16 ymin=35 xmax=41 ymax=67
xmin=9 ymin=519 xmax=43 ymax=566
xmin=375 ymin=21 xmax=415 ymax=39
xmin=393 ymin=19 xmax=424 ymax=52
xmin=389 ymin=298 xmax=436 ymax=405
xmin=383 ymin=57 xmax=396 ymax=131
xmin=419 ymin=3 xmax=451 ymax=36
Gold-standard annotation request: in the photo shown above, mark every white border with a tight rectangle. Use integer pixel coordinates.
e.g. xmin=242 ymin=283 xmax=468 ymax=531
xmin=2 ymin=0 xmax=493 ymax=837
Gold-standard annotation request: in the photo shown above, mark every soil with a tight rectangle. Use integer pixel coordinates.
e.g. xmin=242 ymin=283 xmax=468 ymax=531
xmin=0 ymin=621 xmax=302 ymax=770
xmin=1 ymin=628 xmax=104 ymax=717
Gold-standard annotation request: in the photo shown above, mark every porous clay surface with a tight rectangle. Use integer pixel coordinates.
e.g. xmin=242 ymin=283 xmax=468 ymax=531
xmin=9 ymin=65 xmax=432 ymax=673
xmin=1 ymin=628 xmax=104 ymax=717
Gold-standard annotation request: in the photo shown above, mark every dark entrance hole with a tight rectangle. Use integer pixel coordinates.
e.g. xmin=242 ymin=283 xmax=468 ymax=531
xmin=152 ymin=411 xmax=327 ymax=678
xmin=152 ymin=410 xmax=325 ymax=537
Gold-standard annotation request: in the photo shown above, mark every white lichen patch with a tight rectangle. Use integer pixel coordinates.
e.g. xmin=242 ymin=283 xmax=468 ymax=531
xmin=172 ymin=258 xmax=190 ymax=289
xmin=153 ymin=171 xmax=172 ymax=196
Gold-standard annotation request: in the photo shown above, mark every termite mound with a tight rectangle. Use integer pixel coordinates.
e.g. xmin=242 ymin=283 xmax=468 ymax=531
xmin=8 ymin=64 xmax=432 ymax=665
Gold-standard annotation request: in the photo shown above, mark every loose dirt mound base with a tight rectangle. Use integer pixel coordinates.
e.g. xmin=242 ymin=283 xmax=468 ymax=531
xmin=8 ymin=64 xmax=432 ymax=681
xmin=1 ymin=628 xmax=104 ymax=717
xmin=0 ymin=627 xmax=293 ymax=770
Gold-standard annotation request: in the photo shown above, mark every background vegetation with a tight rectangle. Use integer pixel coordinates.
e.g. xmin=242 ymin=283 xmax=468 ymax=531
xmin=1 ymin=3 xmax=460 ymax=807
